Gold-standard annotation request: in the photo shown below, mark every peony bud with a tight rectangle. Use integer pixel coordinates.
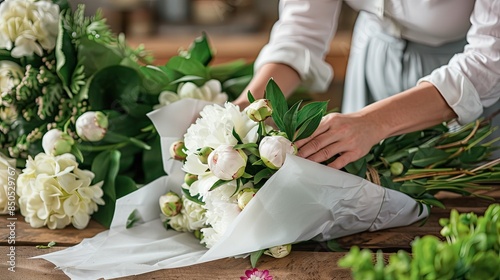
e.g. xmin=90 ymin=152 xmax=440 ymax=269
xmin=170 ymin=140 xmax=187 ymax=161
xmin=159 ymin=191 xmax=183 ymax=217
xmin=208 ymin=145 xmax=247 ymax=180
xmin=197 ymin=147 xmax=213 ymax=164
xmin=246 ymin=99 xmax=273 ymax=122
xmin=259 ymin=136 xmax=296 ymax=170
xmin=42 ymin=129 xmax=74 ymax=156
xmin=75 ymin=111 xmax=108 ymax=142
xmin=264 ymin=244 xmax=292 ymax=258
xmin=237 ymin=188 xmax=257 ymax=210
xmin=184 ymin=173 xmax=198 ymax=186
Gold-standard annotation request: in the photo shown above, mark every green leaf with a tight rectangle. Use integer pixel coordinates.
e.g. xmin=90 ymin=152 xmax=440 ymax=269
xmin=91 ymin=149 xmax=121 ymax=228
xmin=222 ymin=75 xmax=253 ymax=101
xmin=265 ymin=79 xmax=288 ymax=131
xmin=296 ymin=101 xmax=328 ymax=127
xmin=209 ymin=179 xmax=229 ymax=191
xmin=88 ymin=65 xmax=152 ymax=118
xmin=247 ymin=90 xmax=255 ymax=103
xmin=36 ymin=241 xmax=57 ymax=249
xmin=77 ymin=37 xmax=123 ymax=75
xmin=294 ymin=111 xmax=323 ymax=141
xmin=142 ymin=136 xmax=167 ymax=183
xmin=181 ymin=187 xmax=205 ymax=205
xmin=187 ymin=32 xmax=213 ymax=66
xmin=250 ymin=249 xmax=265 ymax=268
xmin=327 ymin=239 xmax=347 ymax=252
xmin=344 ymin=157 xmax=367 ymax=178
xmin=209 ymin=59 xmax=247 ymax=81
xmin=412 ymin=147 xmax=451 ymax=167
xmin=165 ymin=56 xmax=207 ymax=79
xmin=282 ymin=101 xmax=301 ymax=140
xmin=126 ymin=209 xmax=143 ymax=229
xmin=458 ymin=146 xmax=488 ymax=163
xmin=232 ymin=128 xmax=243 ymax=144
xmin=115 ymin=175 xmax=138 ymax=198
xmin=233 ymin=143 xmax=258 ymax=150
xmin=138 ymin=65 xmax=171 ymax=94
xmin=55 ymin=18 xmax=77 ymax=96
xmin=254 ymin=168 xmax=274 ymax=185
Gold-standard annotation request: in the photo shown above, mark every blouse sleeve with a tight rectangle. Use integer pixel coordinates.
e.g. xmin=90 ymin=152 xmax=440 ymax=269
xmin=254 ymin=0 xmax=342 ymax=92
xmin=418 ymin=0 xmax=500 ymax=124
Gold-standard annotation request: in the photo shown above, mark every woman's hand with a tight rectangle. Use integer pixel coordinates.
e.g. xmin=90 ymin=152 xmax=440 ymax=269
xmin=294 ymin=112 xmax=384 ymax=169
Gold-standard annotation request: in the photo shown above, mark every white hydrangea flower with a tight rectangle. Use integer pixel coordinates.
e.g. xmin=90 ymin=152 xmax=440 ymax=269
xmin=184 ymin=103 xmax=258 ymax=152
xmin=0 ymin=152 xmax=18 ymax=214
xmin=154 ymin=79 xmax=228 ymax=109
xmin=0 ymin=60 xmax=23 ymax=95
xmin=0 ymin=0 xmax=59 ymax=57
xmin=16 ymin=153 xmax=104 ymax=230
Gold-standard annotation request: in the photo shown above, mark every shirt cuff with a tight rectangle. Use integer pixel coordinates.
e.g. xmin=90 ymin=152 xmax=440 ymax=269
xmin=417 ymin=66 xmax=483 ymax=125
xmin=254 ymin=43 xmax=333 ymax=92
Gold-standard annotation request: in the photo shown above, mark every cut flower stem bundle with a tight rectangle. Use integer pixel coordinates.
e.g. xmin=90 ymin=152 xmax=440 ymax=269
xmin=344 ymin=117 xmax=500 ymax=213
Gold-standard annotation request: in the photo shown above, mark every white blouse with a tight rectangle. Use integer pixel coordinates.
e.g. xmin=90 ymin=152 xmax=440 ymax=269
xmin=255 ymin=0 xmax=500 ymax=124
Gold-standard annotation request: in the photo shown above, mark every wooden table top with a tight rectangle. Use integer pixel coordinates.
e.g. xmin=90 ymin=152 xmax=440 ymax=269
xmin=1 ymin=188 xmax=498 ymax=280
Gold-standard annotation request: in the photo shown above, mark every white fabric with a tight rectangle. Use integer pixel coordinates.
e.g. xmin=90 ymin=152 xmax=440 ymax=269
xmin=256 ymin=0 xmax=500 ymax=124
xmin=35 ymin=100 xmax=428 ymax=280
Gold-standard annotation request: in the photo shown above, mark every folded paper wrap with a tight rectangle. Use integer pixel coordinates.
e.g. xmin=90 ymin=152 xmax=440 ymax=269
xmin=36 ymin=99 xmax=428 ymax=279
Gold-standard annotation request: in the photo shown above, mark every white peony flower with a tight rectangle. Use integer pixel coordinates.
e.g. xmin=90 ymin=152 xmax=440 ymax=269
xmin=207 ymin=144 xmax=247 ymax=180
xmin=0 ymin=152 xmax=19 ymax=214
xmin=42 ymin=129 xmax=74 ymax=156
xmin=259 ymin=135 xmax=296 ymax=169
xmin=167 ymin=195 xmax=206 ymax=232
xmin=75 ymin=111 xmax=108 ymax=142
xmin=0 ymin=0 xmax=59 ymax=57
xmin=0 ymin=60 xmax=23 ymax=95
xmin=200 ymin=184 xmax=242 ymax=248
xmin=183 ymin=103 xmax=258 ymax=152
xmin=154 ymin=79 xmax=228 ymax=109
xmin=16 ymin=153 xmax=104 ymax=229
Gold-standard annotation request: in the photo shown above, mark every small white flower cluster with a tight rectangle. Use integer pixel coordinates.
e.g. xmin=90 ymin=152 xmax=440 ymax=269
xmin=16 ymin=153 xmax=105 ymax=229
xmin=0 ymin=152 xmax=18 ymax=214
xmin=154 ymin=79 xmax=228 ymax=109
xmin=0 ymin=0 xmax=59 ymax=58
xmin=166 ymin=194 xmax=207 ymax=232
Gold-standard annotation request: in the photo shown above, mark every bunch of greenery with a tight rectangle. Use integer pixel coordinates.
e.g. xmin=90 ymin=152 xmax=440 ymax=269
xmin=0 ymin=1 xmax=253 ymax=227
xmin=343 ymin=118 xmax=499 ymax=214
xmin=338 ymin=203 xmax=500 ymax=280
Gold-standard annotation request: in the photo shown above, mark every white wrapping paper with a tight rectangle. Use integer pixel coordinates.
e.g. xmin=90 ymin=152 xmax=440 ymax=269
xmin=35 ymin=99 xmax=428 ymax=279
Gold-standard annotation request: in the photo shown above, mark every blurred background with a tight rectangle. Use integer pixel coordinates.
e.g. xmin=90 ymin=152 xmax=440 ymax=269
xmin=68 ymin=0 xmax=358 ymax=110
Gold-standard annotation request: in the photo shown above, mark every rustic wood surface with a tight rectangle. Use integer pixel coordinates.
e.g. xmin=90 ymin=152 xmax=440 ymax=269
xmin=1 ymin=188 xmax=498 ymax=280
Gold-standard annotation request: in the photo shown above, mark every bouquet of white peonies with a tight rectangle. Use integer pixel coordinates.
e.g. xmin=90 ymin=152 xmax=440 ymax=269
xmin=157 ymin=79 xmax=326 ymax=259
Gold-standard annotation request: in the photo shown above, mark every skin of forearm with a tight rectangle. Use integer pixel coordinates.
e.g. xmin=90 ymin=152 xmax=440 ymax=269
xmin=359 ymin=81 xmax=458 ymax=140
xmin=234 ymin=63 xmax=301 ymax=107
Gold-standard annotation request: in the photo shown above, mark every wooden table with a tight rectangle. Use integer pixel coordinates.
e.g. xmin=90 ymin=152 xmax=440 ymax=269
xmin=1 ymin=189 xmax=498 ymax=280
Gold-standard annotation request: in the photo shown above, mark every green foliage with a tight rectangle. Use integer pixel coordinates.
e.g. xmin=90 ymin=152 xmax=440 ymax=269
xmin=339 ymin=204 xmax=500 ymax=280
xmin=265 ymin=79 xmax=328 ymax=142
xmin=347 ymin=119 xmax=500 ymax=210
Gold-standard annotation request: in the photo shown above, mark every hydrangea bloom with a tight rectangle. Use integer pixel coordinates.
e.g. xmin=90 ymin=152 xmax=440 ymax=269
xmin=16 ymin=153 xmax=104 ymax=229
xmin=0 ymin=0 xmax=59 ymax=57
